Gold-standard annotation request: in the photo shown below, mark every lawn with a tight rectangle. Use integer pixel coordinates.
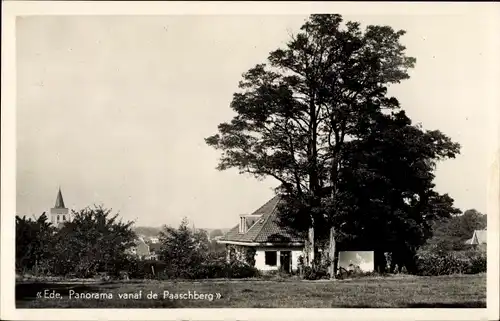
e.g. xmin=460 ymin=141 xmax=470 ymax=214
xmin=16 ymin=273 xmax=486 ymax=308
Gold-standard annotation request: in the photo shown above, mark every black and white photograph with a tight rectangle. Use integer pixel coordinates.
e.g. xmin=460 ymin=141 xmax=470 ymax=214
xmin=2 ymin=1 xmax=499 ymax=320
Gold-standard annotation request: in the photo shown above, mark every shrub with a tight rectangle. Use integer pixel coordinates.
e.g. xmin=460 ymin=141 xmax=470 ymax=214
xmin=337 ymin=267 xmax=386 ymax=279
xmin=195 ymin=257 xmax=228 ymax=279
xmin=123 ymin=250 xmax=259 ymax=280
xmin=302 ymin=258 xmax=330 ymax=280
xmin=302 ymin=266 xmax=314 ymax=280
xmin=244 ymin=248 xmax=256 ymax=267
xmin=124 ymin=259 xmax=170 ymax=279
xmin=227 ymin=260 xmax=260 ymax=279
xmin=261 ymin=269 xmax=291 ymax=281
xmin=416 ymin=249 xmax=486 ymax=276
xmin=191 ymin=258 xmax=259 ymax=279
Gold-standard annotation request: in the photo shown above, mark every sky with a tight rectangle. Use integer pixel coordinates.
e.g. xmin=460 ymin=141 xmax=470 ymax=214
xmin=16 ymin=13 xmax=498 ymax=229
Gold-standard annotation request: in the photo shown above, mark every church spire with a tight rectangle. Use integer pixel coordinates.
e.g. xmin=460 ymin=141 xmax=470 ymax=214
xmin=54 ymin=187 xmax=66 ymax=209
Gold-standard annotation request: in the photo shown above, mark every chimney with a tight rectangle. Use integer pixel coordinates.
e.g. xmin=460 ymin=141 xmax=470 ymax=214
xmin=239 ymin=214 xmax=247 ymax=234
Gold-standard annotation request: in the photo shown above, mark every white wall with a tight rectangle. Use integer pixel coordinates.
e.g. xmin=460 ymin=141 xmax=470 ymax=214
xmin=338 ymin=251 xmax=374 ymax=272
xmin=254 ymin=247 xmax=304 ymax=272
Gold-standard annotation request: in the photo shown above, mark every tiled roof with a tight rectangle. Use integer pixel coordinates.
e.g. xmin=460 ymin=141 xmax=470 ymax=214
xmin=220 ymin=195 xmax=304 ymax=244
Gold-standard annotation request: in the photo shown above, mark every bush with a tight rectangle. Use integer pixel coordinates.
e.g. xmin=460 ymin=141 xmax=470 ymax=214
xmin=261 ymin=269 xmax=293 ymax=281
xmin=336 ymin=267 xmax=386 ymax=279
xmin=302 ymin=258 xmax=330 ymax=280
xmin=227 ymin=260 xmax=260 ymax=279
xmin=124 ymin=259 xmax=170 ymax=279
xmin=416 ymin=249 xmax=486 ymax=276
xmin=195 ymin=256 xmax=228 ymax=279
xmin=124 ymin=256 xmax=260 ymax=280
xmin=194 ymin=259 xmax=260 ymax=279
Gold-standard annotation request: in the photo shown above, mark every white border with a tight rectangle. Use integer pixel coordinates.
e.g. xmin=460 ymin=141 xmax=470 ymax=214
xmin=2 ymin=2 xmax=499 ymax=321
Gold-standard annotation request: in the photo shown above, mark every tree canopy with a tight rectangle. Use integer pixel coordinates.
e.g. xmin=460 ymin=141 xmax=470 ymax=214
xmin=50 ymin=206 xmax=136 ymax=277
xmin=16 ymin=206 xmax=137 ymax=278
xmin=16 ymin=213 xmax=54 ymax=273
xmin=422 ymin=209 xmax=487 ymax=252
xmin=158 ymin=217 xmax=209 ymax=278
xmin=206 ymin=14 xmax=460 ymax=273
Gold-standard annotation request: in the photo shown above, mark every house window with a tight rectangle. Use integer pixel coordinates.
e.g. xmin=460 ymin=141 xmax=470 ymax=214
xmin=57 ymin=216 xmax=60 ymax=222
xmin=63 ymin=215 xmax=66 ymax=221
xmin=265 ymin=251 xmax=277 ymax=266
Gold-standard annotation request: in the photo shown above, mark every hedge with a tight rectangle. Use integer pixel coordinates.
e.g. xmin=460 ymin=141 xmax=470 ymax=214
xmin=416 ymin=249 xmax=486 ymax=276
xmin=125 ymin=258 xmax=260 ymax=280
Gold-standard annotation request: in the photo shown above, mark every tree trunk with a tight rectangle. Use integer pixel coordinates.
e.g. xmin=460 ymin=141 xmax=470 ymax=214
xmin=306 ymin=224 xmax=315 ymax=266
xmin=328 ymin=226 xmax=336 ymax=279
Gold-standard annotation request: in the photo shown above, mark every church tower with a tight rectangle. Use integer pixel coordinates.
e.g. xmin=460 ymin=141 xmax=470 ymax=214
xmin=50 ymin=187 xmax=71 ymax=225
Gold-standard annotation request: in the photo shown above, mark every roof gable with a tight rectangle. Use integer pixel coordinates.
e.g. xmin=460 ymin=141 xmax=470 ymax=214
xmin=221 ymin=195 xmax=303 ymax=244
xmin=473 ymin=229 xmax=487 ymax=244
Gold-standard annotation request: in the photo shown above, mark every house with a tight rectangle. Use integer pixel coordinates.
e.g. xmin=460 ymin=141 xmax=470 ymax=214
xmin=218 ymin=194 xmax=375 ymax=274
xmin=465 ymin=229 xmax=487 ymax=246
xmin=218 ymin=196 xmax=304 ymax=273
xmin=146 ymin=242 xmax=162 ymax=260
xmin=126 ymin=237 xmax=151 ymax=260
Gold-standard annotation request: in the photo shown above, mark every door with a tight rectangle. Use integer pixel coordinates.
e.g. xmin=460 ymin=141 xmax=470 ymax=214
xmin=280 ymin=251 xmax=292 ymax=274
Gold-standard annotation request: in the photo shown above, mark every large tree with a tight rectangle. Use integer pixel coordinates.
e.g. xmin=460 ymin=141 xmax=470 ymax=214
xmin=15 ymin=213 xmax=55 ymax=274
xmin=206 ymin=14 xmax=459 ymax=277
xmin=50 ymin=206 xmax=136 ymax=278
xmin=329 ymin=110 xmax=460 ymax=273
xmin=422 ymin=209 xmax=487 ymax=253
xmin=158 ymin=218 xmax=210 ymax=278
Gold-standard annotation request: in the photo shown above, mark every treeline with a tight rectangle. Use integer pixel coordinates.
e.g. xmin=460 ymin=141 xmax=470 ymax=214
xmin=16 ymin=205 xmax=486 ymax=280
xmin=16 ymin=206 xmax=136 ymax=278
xmin=298 ymin=208 xmax=487 ymax=280
xmin=415 ymin=209 xmax=486 ymax=276
xmin=16 ymin=207 xmax=258 ymax=280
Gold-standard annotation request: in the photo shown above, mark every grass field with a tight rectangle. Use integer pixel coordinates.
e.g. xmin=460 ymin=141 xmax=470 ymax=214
xmin=16 ymin=273 xmax=486 ymax=308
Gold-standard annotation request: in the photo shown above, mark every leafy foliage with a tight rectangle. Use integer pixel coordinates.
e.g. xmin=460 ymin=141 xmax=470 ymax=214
xmin=158 ymin=217 xmax=209 ymax=278
xmin=244 ymin=247 xmax=256 ymax=267
xmin=15 ymin=213 xmax=55 ymax=273
xmin=157 ymin=218 xmax=259 ymax=279
xmin=421 ymin=209 xmax=487 ymax=252
xmin=16 ymin=210 xmax=259 ymax=280
xmin=16 ymin=206 xmax=136 ymax=278
xmin=49 ymin=206 xmax=136 ymax=278
xmin=416 ymin=248 xmax=486 ymax=276
xmin=205 ymin=13 xmax=461 ymax=274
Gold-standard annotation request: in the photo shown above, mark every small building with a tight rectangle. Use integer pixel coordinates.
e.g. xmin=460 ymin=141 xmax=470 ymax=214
xmin=218 ymin=196 xmax=304 ymax=273
xmin=218 ymin=194 xmax=375 ymax=274
xmin=465 ymin=229 xmax=487 ymax=246
xmin=147 ymin=242 xmax=163 ymax=260
xmin=126 ymin=237 xmax=151 ymax=260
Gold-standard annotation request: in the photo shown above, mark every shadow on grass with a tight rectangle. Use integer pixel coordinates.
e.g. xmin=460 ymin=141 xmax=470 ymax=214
xmin=403 ymin=301 xmax=486 ymax=308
